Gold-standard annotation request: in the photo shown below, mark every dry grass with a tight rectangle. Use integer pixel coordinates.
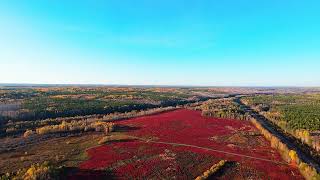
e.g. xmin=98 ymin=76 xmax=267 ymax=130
xmin=98 ymin=134 xmax=136 ymax=145
xmin=0 ymin=132 xmax=103 ymax=174
xmin=195 ymin=160 xmax=227 ymax=180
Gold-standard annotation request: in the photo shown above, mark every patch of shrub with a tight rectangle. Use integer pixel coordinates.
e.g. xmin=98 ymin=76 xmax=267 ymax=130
xmin=98 ymin=134 xmax=136 ymax=144
xmin=195 ymin=160 xmax=226 ymax=180
xmin=0 ymin=161 xmax=63 ymax=180
xmin=36 ymin=121 xmax=114 ymax=135
xmin=23 ymin=129 xmax=35 ymax=138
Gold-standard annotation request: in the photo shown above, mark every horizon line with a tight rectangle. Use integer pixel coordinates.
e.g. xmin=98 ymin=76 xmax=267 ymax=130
xmin=0 ymin=83 xmax=319 ymax=88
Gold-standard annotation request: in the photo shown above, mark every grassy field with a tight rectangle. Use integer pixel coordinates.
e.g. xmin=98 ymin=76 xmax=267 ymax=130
xmin=74 ymin=109 xmax=303 ymax=179
xmin=0 ymin=132 xmax=103 ymax=174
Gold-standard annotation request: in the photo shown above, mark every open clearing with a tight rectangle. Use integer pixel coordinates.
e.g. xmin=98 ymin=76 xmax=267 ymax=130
xmin=72 ymin=109 xmax=303 ymax=179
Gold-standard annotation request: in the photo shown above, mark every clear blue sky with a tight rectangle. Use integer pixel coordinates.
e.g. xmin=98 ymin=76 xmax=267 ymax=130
xmin=1 ymin=0 xmax=319 ymax=86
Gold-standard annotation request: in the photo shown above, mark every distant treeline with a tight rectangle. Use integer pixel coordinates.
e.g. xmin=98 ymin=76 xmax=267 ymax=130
xmin=2 ymin=98 xmax=207 ymax=122
xmin=0 ymin=87 xmax=209 ymax=122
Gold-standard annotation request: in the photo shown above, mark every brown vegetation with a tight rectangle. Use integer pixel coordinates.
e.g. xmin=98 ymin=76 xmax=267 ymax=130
xmin=0 ymin=161 xmax=63 ymax=180
xmin=98 ymin=134 xmax=136 ymax=145
xmin=23 ymin=130 xmax=35 ymax=138
xmin=35 ymin=121 xmax=114 ymax=135
xmin=0 ymin=133 xmax=102 ymax=175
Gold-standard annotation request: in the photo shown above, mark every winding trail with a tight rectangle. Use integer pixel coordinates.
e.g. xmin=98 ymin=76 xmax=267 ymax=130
xmin=132 ymin=136 xmax=290 ymax=166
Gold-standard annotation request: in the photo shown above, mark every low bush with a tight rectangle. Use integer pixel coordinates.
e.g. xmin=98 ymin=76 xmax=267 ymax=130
xmin=23 ymin=129 xmax=35 ymax=138
xmin=195 ymin=160 xmax=226 ymax=180
xmin=98 ymin=134 xmax=136 ymax=145
xmin=0 ymin=161 xmax=63 ymax=180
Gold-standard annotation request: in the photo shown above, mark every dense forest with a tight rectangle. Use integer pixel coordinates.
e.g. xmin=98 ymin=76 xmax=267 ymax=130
xmin=0 ymin=87 xmax=207 ymax=122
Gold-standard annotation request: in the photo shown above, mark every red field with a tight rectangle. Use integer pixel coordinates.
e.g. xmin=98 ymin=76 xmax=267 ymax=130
xmin=73 ymin=109 xmax=303 ymax=179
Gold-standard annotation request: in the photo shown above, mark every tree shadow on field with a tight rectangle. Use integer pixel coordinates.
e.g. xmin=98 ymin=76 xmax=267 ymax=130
xmin=207 ymin=161 xmax=237 ymax=180
xmin=63 ymin=167 xmax=116 ymax=180
xmin=114 ymin=124 xmax=141 ymax=132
